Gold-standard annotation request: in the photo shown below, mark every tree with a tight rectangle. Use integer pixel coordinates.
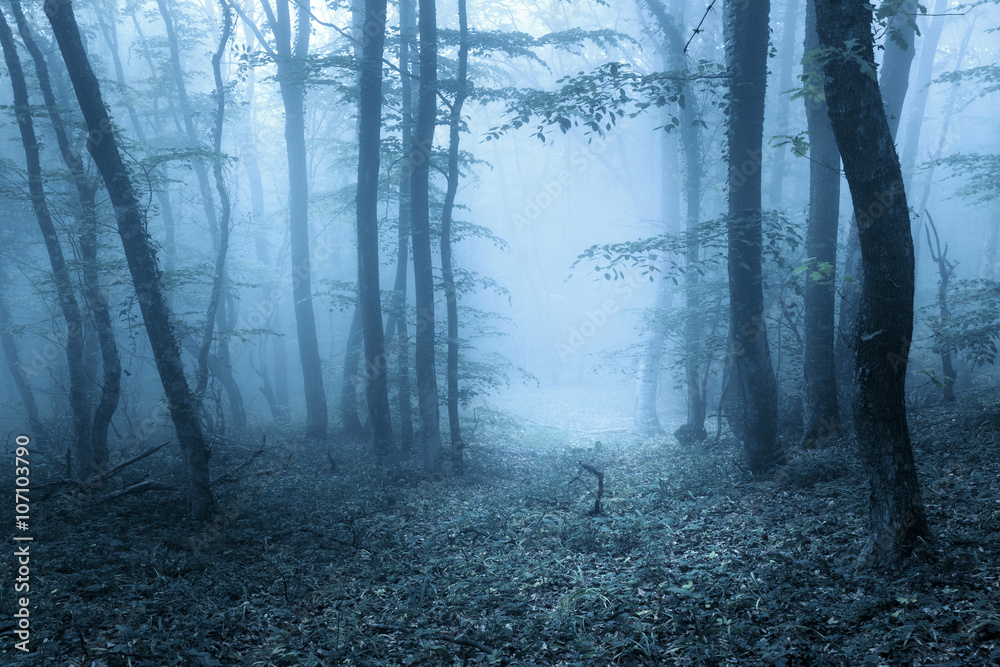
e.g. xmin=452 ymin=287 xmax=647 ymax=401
xmin=724 ymin=0 xmax=781 ymax=474
xmin=45 ymin=0 xmax=214 ymax=521
xmin=815 ymin=0 xmax=927 ymax=567
xmin=799 ymin=0 xmax=842 ymax=448
xmin=356 ymin=0 xmax=395 ymax=459
xmin=238 ymin=0 xmax=329 ymax=440
xmin=0 ymin=6 xmax=93 ymax=478
xmin=410 ymin=0 xmax=443 ymax=471
xmin=10 ymin=0 xmax=122 ymax=470
xmin=440 ymin=0 xmax=470 ymax=465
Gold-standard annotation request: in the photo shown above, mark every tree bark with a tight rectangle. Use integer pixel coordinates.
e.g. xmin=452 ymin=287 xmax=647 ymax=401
xmin=0 ymin=293 xmax=41 ymax=434
xmin=0 ymin=6 xmax=94 ymax=478
xmin=815 ymin=0 xmax=927 ymax=568
xmin=356 ymin=0 xmax=395 ymax=460
xmin=800 ymin=0 xmax=842 ymax=448
xmin=45 ymin=0 xmax=214 ymax=521
xmin=724 ymin=0 xmax=781 ymax=474
xmin=411 ymin=0 xmax=443 ymax=471
xmin=835 ymin=0 xmax=918 ymax=412
xmin=440 ymin=0 xmax=469 ymax=466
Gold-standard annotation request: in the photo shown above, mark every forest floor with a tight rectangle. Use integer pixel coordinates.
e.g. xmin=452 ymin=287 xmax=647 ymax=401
xmin=3 ymin=385 xmax=1000 ymax=666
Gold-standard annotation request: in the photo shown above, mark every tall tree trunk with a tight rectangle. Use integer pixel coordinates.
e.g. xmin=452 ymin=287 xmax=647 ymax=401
xmin=340 ymin=307 xmax=366 ymax=434
xmin=767 ymin=0 xmax=802 ymax=209
xmin=411 ymin=0 xmax=443 ymax=471
xmin=265 ymin=0 xmax=328 ymax=440
xmin=644 ymin=0 xmax=708 ymax=441
xmin=835 ymin=0 xmax=918 ymax=412
xmin=898 ymin=0 xmax=947 ymax=188
xmin=800 ymin=0 xmax=842 ymax=448
xmin=356 ymin=0 xmax=394 ymax=459
xmin=386 ymin=0 xmax=417 ymax=453
xmin=12 ymin=0 xmax=121 ymax=468
xmin=815 ymin=0 xmax=926 ymax=568
xmin=440 ymin=0 xmax=469 ymax=465
xmin=724 ymin=0 xmax=781 ymax=475
xmin=0 ymin=7 xmax=94 ymax=478
xmin=45 ymin=0 xmax=214 ymax=520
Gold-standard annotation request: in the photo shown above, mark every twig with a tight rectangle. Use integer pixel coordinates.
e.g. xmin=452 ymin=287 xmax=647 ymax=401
xmin=95 ymin=479 xmax=178 ymax=503
xmin=38 ymin=441 xmax=172 ymax=499
xmin=685 ymin=0 xmax=718 ymax=53
xmin=210 ymin=435 xmax=267 ymax=486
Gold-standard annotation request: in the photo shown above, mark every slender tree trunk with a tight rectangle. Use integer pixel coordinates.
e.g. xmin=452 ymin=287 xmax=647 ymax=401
xmin=356 ymin=0 xmax=394 ymax=459
xmin=767 ymin=0 xmax=801 ymax=209
xmin=411 ymin=0 xmax=443 ymax=471
xmin=266 ymin=0 xmax=328 ymax=440
xmin=924 ymin=213 xmax=956 ymax=403
xmin=340 ymin=307 xmax=365 ymax=434
xmin=815 ymin=0 xmax=927 ymax=568
xmin=12 ymin=0 xmax=121 ymax=468
xmin=0 ymin=7 xmax=94 ymax=478
xmin=645 ymin=0 xmax=708 ymax=440
xmin=386 ymin=0 xmax=416 ymax=453
xmin=800 ymin=0 xmax=842 ymax=448
xmin=724 ymin=0 xmax=781 ymax=475
xmin=158 ymin=0 xmax=244 ymax=430
xmin=45 ymin=0 xmax=214 ymax=520
xmin=440 ymin=0 xmax=469 ymax=465
xmin=899 ymin=0 xmax=947 ymax=188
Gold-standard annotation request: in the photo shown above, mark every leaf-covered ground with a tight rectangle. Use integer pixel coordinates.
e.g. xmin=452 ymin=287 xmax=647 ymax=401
xmin=3 ymin=389 xmax=1000 ymax=666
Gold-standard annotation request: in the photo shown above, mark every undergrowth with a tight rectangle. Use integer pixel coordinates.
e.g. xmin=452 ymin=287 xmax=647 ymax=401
xmin=2 ymin=400 xmax=1000 ymax=666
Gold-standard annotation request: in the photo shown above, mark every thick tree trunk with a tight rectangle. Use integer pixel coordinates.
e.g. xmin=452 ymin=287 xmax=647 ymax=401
xmin=815 ymin=0 xmax=927 ymax=568
xmin=411 ymin=0 xmax=443 ymax=471
xmin=12 ymin=0 xmax=121 ymax=468
xmin=724 ymin=0 xmax=781 ymax=475
xmin=0 ymin=7 xmax=94 ymax=478
xmin=45 ymin=0 xmax=213 ymax=520
xmin=835 ymin=0 xmax=917 ymax=413
xmin=356 ymin=0 xmax=394 ymax=459
xmin=800 ymin=0 xmax=842 ymax=448
xmin=340 ymin=307 xmax=366 ymax=434
xmin=440 ymin=0 xmax=469 ymax=466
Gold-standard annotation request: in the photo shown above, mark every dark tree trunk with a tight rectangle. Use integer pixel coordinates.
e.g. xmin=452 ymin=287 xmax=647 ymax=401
xmin=410 ymin=0 xmax=443 ymax=471
xmin=724 ymin=0 xmax=781 ymax=474
xmin=12 ymin=0 xmax=121 ymax=468
xmin=800 ymin=0 xmax=842 ymax=448
xmin=440 ymin=0 xmax=469 ymax=466
xmin=340 ymin=307 xmax=366 ymax=434
xmin=815 ymin=0 xmax=927 ymax=568
xmin=45 ymin=0 xmax=214 ymax=521
xmin=835 ymin=0 xmax=917 ymax=413
xmin=356 ymin=0 xmax=394 ymax=459
xmin=0 ymin=6 xmax=94 ymax=478
xmin=265 ymin=0 xmax=328 ymax=440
